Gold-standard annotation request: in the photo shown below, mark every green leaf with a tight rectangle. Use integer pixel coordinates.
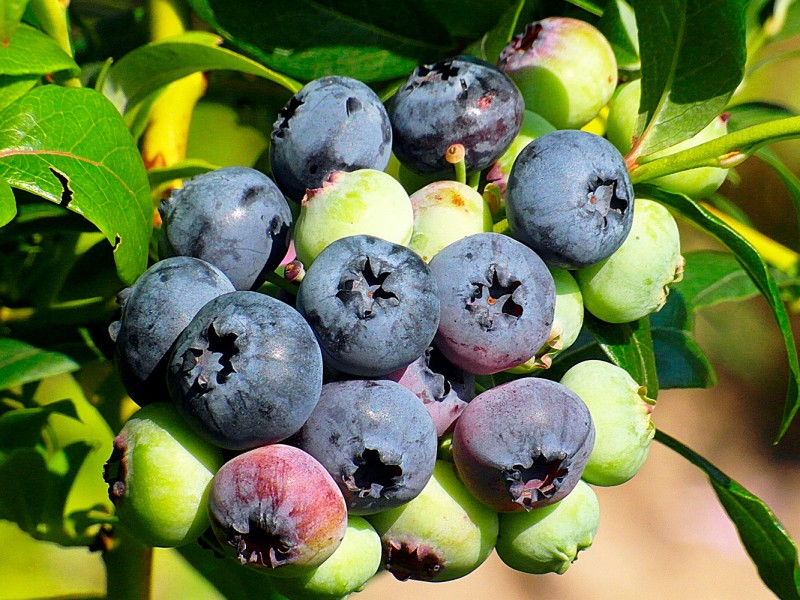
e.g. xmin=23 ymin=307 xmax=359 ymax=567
xmin=463 ymin=0 xmax=527 ymax=63
xmin=678 ymin=250 xmax=761 ymax=308
xmin=0 ymin=177 xmax=15 ymax=226
xmin=583 ymin=314 xmax=660 ymax=397
xmin=641 ymin=184 xmax=800 ymax=441
xmin=656 ymin=429 xmax=800 ymax=599
xmin=147 ymin=159 xmax=219 ymax=189
xmin=184 ymin=0 xmax=516 ymax=83
xmin=0 ymin=22 xmax=78 ymax=76
xmin=0 ymin=399 xmax=80 ymax=454
xmin=99 ymin=31 xmax=302 ymax=115
xmin=0 ymin=73 xmax=37 ymax=112
xmin=0 ymin=85 xmax=151 ymax=285
xmin=0 ymin=0 xmax=29 ymax=46
xmin=648 ymin=290 xmax=717 ymax=388
xmin=629 ymin=0 xmax=747 ymax=159
xmin=598 ymin=0 xmax=640 ymax=69
xmin=0 ymin=338 xmax=79 ymax=391
xmin=0 ymin=442 xmax=95 ymax=546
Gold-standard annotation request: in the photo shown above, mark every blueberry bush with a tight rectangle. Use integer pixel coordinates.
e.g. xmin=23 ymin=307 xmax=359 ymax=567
xmin=4 ymin=0 xmax=800 ymax=598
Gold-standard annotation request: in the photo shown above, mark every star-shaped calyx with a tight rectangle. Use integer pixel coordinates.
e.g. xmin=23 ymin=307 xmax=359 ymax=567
xmin=466 ymin=265 xmax=523 ymax=330
xmin=336 ymin=257 xmax=398 ymax=319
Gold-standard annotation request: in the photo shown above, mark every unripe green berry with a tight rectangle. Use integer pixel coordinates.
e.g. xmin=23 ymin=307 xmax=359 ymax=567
xmin=507 ymin=266 xmax=583 ymax=372
xmin=103 ymin=403 xmax=223 ymax=547
xmin=576 ymin=198 xmax=684 ymax=323
xmin=367 ymin=460 xmax=498 ymax=582
xmin=495 ymin=480 xmax=600 ymax=574
xmin=407 ymin=181 xmax=492 ymax=262
xmin=293 ymin=169 xmax=414 ymax=266
xmin=560 ymin=360 xmax=655 ymax=486
xmin=499 ymin=17 xmax=618 ymax=130
xmin=270 ymin=516 xmax=382 ymax=600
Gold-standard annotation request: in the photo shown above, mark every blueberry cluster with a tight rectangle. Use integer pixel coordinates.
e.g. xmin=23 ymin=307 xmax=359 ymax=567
xmin=104 ymin=16 xmax=702 ymax=597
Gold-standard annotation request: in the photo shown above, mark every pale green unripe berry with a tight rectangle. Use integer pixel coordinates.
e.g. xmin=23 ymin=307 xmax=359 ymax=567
xmin=607 ymin=78 xmax=729 ymax=199
xmin=293 ymin=169 xmax=414 ymax=266
xmin=407 ymin=181 xmax=492 ymax=262
xmin=499 ymin=17 xmax=618 ymax=130
xmin=103 ymin=403 xmax=223 ymax=547
xmin=560 ymin=360 xmax=655 ymax=486
xmin=270 ymin=516 xmax=382 ymax=600
xmin=367 ymin=460 xmax=498 ymax=582
xmin=576 ymin=198 xmax=684 ymax=323
xmin=495 ymin=480 xmax=600 ymax=574
xmin=507 ymin=266 xmax=583 ymax=373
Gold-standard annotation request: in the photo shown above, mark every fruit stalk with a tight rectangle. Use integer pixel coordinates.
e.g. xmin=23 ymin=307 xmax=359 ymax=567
xmin=102 ymin=528 xmax=154 ymax=600
xmin=628 ymin=116 xmax=800 ymax=182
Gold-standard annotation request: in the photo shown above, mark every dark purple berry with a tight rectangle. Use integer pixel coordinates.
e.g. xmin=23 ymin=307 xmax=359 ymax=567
xmin=428 ymin=232 xmax=555 ymax=375
xmin=452 ymin=377 xmax=595 ymax=512
xmin=389 ymin=57 xmax=524 ymax=175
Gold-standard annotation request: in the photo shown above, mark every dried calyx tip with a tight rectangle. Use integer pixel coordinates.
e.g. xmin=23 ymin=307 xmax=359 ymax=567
xmin=445 ymin=144 xmax=466 ymax=164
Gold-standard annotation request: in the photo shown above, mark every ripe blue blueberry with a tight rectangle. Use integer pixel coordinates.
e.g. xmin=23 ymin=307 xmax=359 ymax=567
xmin=270 ymin=76 xmax=393 ymax=201
xmin=158 ymin=167 xmax=292 ymax=291
xmin=389 ymin=57 xmax=524 ymax=175
xmin=452 ymin=377 xmax=595 ymax=512
xmin=506 ymin=129 xmax=635 ymax=269
xmin=428 ymin=232 xmax=555 ymax=375
xmin=166 ymin=291 xmax=323 ymax=451
xmin=109 ymin=257 xmax=236 ymax=406
xmin=293 ymin=379 xmax=438 ymax=515
xmin=296 ymin=234 xmax=440 ymax=377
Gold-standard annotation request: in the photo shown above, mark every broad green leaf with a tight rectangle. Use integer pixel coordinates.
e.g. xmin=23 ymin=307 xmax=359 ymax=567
xmin=565 ymin=0 xmax=603 ymax=15
xmin=629 ymin=0 xmax=747 ymax=159
xmin=656 ymin=429 xmax=800 ymax=599
xmin=0 ymin=73 xmax=37 ymax=112
xmin=583 ymin=314 xmax=660 ymax=397
xmin=0 ymin=399 xmax=79 ymax=453
xmin=0 ymin=338 xmax=79 ymax=390
xmin=185 ymin=0 xmax=516 ymax=83
xmin=641 ymin=184 xmax=800 ymax=441
xmin=678 ymin=250 xmax=761 ymax=308
xmin=0 ymin=85 xmax=151 ymax=285
xmin=0 ymin=22 xmax=78 ymax=76
xmin=99 ymin=31 xmax=302 ymax=115
xmin=651 ymin=328 xmax=716 ymax=388
xmin=648 ymin=290 xmax=717 ymax=388
xmin=0 ymin=0 xmax=29 ymax=46
xmin=0 ymin=442 xmax=95 ymax=546
xmin=0 ymin=176 xmax=15 ymax=226
xmin=598 ymin=0 xmax=640 ymax=69
xmin=463 ymin=0 xmax=528 ymax=63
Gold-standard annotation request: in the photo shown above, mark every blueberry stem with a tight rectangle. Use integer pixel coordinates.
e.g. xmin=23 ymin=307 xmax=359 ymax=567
xmin=29 ymin=0 xmax=80 ymax=87
xmin=262 ymin=268 xmax=298 ymax=296
xmin=103 ymin=527 xmax=153 ymax=600
xmin=446 ymin=144 xmax=467 ymax=185
xmin=628 ymin=115 xmax=800 ymax=183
